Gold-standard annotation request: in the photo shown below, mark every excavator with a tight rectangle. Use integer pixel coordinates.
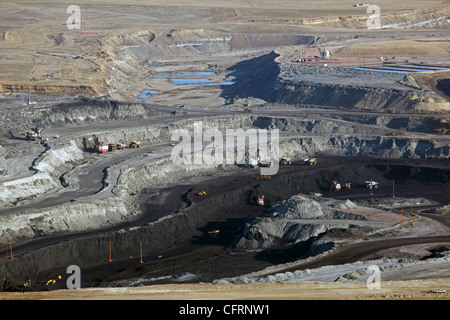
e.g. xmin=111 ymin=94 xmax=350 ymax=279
xmin=93 ymin=134 xmax=108 ymax=153
xmin=26 ymin=120 xmax=43 ymax=141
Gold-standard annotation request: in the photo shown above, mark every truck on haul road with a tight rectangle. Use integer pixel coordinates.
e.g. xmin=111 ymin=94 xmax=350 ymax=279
xmin=129 ymin=141 xmax=142 ymax=148
xmin=246 ymin=157 xmax=258 ymax=168
xmin=257 ymin=195 xmax=264 ymax=206
xmin=366 ymin=180 xmax=379 ymax=189
xmin=331 ymin=180 xmax=341 ymax=191
xmin=304 ymin=158 xmax=317 ymax=165
xmin=280 ymin=157 xmax=292 ymax=165
xmin=108 ymin=143 xmax=125 ymax=151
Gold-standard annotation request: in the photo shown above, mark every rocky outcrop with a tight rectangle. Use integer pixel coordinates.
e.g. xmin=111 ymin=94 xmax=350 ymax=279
xmin=236 ymin=195 xmax=366 ymax=250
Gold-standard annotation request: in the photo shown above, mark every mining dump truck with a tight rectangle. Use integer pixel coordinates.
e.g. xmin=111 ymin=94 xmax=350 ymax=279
xmin=109 ymin=143 xmax=125 ymax=151
xmin=244 ymin=107 xmax=253 ymax=113
xmin=257 ymin=195 xmax=265 ymax=206
xmin=246 ymin=157 xmax=258 ymax=168
xmin=280 ymin=157 xmax=292 ymax=165
xmin=129 ymin=141 xmax=142 ymax=148
xmin=208 ymin=229 xmax=220 ymax=238
xmin=330 ymin=180 xmax=341 ymax=191
xmin=366 ymin=180 xmax=379 ymax=189
xmin=304 ymin=158 xmax=317 ymax=165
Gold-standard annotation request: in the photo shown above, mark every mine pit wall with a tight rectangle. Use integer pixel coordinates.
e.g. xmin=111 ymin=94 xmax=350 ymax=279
xmin=0 ymin=84 xmax=98 ymax=96
xmin=273 ymin=82 xmax=419 ymax=112
xmin=0 ymin=184 xmax=252 ymax=290
xmin=2 ymin=129 xmax=447 ymax=242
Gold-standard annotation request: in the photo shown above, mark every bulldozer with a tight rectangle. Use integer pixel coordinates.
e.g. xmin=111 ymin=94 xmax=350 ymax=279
xmin=129 ymin=140 xmax=142 ymax=148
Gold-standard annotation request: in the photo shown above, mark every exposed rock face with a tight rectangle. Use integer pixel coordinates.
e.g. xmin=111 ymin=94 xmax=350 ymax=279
xmin=236 ymin=195 xmax=365 ymax=250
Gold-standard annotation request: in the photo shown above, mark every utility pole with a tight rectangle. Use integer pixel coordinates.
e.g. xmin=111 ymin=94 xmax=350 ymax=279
xmin=392 ymin=180 xmax=395 ymax=198
xmin=401 ymin=208 xmax=404 ymax=229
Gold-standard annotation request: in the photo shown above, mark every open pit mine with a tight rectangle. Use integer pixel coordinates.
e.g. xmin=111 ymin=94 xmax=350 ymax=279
xmin=0 ymin=1 xmax=449 ymax=300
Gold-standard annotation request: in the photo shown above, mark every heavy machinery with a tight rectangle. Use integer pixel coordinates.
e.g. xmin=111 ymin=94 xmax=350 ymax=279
xmin=280 ymin=157 xmax=292 ymax=165
xmin=26 ymin=120 xmax=43 ymax=141
xmin=366 ymin=180 xmax=379 ymax=189
xmin=197 ymin=190 xmax=206 ymax=196
xmin=304 ymin=158 xmax=317 ymax=165
xmin=129 ymin=140 xmax=142 ymax=148
xmin=93 ymin=135 xmax=108 ymax=153
xmin=257 ymin=195 xmax=265 ymax=206
xmin=330 ymin=180 xmax=341 ymax=191
xmin=108 ymin=143 xmax=125 ymax=151
xmin=245 ymin=157 xmax=258 ymax=168
xmin=258 ymin=160 xmax=273 ymax=167
xmin=208 ymin=229 xmax=220 ymax=238
xmin=244 ymin=107 xmax=253 ymax=113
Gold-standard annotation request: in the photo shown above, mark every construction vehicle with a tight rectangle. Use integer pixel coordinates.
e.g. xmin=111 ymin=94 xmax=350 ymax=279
xmin=257 ymin=194 xmax=265 ymax=206
xmin=257 ymin=175 xmax=271 ymax=180
xmin=129 ymin=140 xmax=142 ymax=148
xmin=344 ymin=183 xmax=352 ymax=190
xmin=366 ymin=180 xmax=379 ymax=189
xmin=387 ymin=132 xmax=397 ymax=136
xmin=330 ymin=180 xmax=341 ymax=191
xmin=208 ymin=229 xmax=220 ymax=238
xmin=245 ymin=157 xmax=258 ymax=168
xmin=244 ymin=107 xmax=253 ymax=113
xmin=304 ymin=158 xmax=317 ymax=165
xmin=258 ymin=160 xmax=273 ymax=167
xmin=197 ymin=190 xmax=206 ymax=196
xmin=93 ymin=135 xmax=108 ymax=153
xmin=280 ymin=157 xmax=292 ymax=165
xmin=108 ymin=143 xmax=125 ymax=151
xmin=26 ymin=120 xmax=43 ymax=141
